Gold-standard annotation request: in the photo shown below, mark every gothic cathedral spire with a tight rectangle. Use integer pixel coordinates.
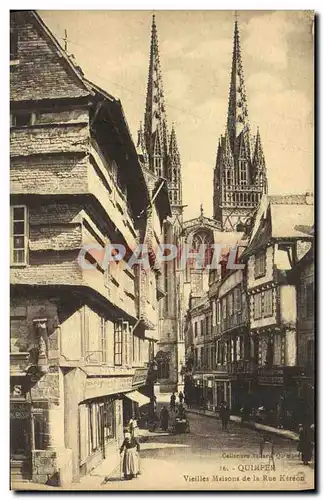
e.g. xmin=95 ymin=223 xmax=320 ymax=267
xmin=227 ymin=21 xmax=249 ymax=153
xmin=213 ymin=18 xmax=268 ymax=231
xmin=141 ymin=14 xmax=183 ymax=211
xmin=143 ymin=14 xmax=169 ymax=177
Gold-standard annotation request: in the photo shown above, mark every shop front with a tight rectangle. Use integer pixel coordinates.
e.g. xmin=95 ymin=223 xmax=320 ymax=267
xmin=79 ymin=396 xmax=123 ymax=477
xmin=255 ymin=366 xmax=306 ymax=430
xmin=202 ymin=375 xmax=214 ymax=410
xmin=10 ymin=398 xmax=32 ymax=482
xmin=76 ymin=368 xmax=150 ymax=479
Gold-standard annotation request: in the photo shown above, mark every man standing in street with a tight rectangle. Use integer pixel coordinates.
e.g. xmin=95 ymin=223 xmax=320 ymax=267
xmin=219 ymin=401 xmax=230 ymax=431
xmin=179 ymin=391 xmax=184 ymax=404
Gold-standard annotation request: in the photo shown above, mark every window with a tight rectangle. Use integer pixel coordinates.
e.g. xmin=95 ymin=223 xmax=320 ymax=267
xmin=255 ymin=251 xmax=266 ymax=278
xmin=89 ymin=399 xmax=115 ymax=454
xmin=239 ymin=161 xmax=247 ymax=185
xmin=102 ymin=400 xmax=116 ymax=442
xmin=305 ymin=283 xmax=314 ymax=318
xmin=123 ymin=321 xmax=129 ymax=366
xmin=101 ymin=317 xmax=107 ymax=363
xmin=200 ymin=319 xmax=204 ymax=336
xmin=273 ymin=333 xmax=282 ymax=365
xmin=114 ymin=321 xmax=122 ymax=366
xmin=10 ymin=316 xmax=29 ymax=353
xmin=254 ymin=293 xmax=262 ymax=320
xmin=234 ymin=287 xmax=242 ymax=312
xmin=216 ymin=301 xmax=221 ymax=324
xmin=10 ymin=28 xmax=18 ymax=61
xmin=11 ymin=112 xmax=35 ymax=127
xmin=133 ymin=334 xmax=138 ymax=364
xmin=222 ymin=298 xmax=227 ymax=319
xmin=263 ymin=289 xmax=273 ymax=317
xmin=11 ymin=206 xmax=28 ymax=265
xmin=157 ymin=360 xmax=169 ymax=380
xmin=227 ymin=293 xmax=234 ymax=317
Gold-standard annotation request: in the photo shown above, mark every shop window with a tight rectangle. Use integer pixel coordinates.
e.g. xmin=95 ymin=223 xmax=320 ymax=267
xmin=10 ymin=418 xmax=30 ymax=456
xmin=103 ymin=400 xmax=116 ymax=441
xmin=11 ymin=205 xmax=28 ymax=265
xmin=10 ymin=402 xmax=31 ymax=456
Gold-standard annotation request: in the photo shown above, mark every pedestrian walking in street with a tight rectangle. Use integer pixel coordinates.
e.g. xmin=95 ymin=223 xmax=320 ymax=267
xmin=119 ymin=432 xmax=140 ymax=480
xmin=179 ymin=391 xmax=184 ymax=404
xmin=297 ymin=424 xmax=313 ymax=465
xmin=169 ymin=406 xmax=176 ymax=433
xmin=170 ymin=392 xmax=176 ymax=410
xmin=240 ymin=404 xmax=250 ymax=425
xmin=160 ymin=406 xmax=169 ymax=431
xmin=128 ymin=413 xmax=139 ymax=438
xmin=219 ymin=401 xmax=230 ymax=430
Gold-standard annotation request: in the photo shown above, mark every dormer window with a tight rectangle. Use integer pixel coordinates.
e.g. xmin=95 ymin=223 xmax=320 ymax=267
xmin=11 ymin=112 xmax=35 ymax=128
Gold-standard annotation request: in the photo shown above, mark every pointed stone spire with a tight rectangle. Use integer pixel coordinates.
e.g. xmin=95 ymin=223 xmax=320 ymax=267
xmin=143 ymin=14 xmax=169 ymax=174
xmin=227 ymin=20 xmax=249 ymax=152
xmin=222 ymin=131 xmax=235 ymax=168
xmin=252 ymin=127 xmax=267 ymax=192
xmin=252 ymin=127 xmax=265 ymax=169
xmin=169 ymin=124 xmax=180 ymax=164
xmin=168 ymin=124 xmax=182 ymax=206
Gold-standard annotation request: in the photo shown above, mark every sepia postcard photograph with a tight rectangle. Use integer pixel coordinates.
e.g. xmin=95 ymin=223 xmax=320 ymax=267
xmin=9 ymin=8 xmax=315 ymax=492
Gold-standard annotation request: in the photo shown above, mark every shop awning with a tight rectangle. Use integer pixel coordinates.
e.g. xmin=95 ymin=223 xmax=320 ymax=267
xmin=124 ymin=391 xmax=150 ymax=407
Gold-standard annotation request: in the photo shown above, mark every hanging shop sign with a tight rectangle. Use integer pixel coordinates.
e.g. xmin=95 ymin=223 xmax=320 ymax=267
xmin=132 ymin=368 xmax=149 ymax=387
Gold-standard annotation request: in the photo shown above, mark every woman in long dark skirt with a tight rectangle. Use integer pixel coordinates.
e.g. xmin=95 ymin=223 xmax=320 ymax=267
xmin=120 ymin=432 xmax=140 ymax=480
xmin=160 ymin=406 xmax=169 ymax=431
xmin=297 ymin=424 xmax=313 ymax=465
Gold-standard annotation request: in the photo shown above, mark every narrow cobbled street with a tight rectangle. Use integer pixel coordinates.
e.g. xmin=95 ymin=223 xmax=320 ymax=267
xmin=97 ymin=412 xmax=314 ymax=491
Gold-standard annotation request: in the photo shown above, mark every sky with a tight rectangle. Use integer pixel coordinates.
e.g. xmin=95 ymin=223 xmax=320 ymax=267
xmin=39 ymin=10 xmax=314 ymax=221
